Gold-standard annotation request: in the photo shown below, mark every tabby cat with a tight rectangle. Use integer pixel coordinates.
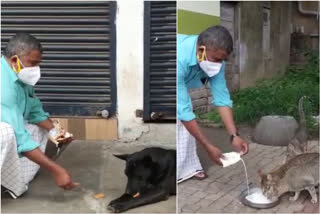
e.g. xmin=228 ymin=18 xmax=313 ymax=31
xmin=286 ymin=96 xmax=308 ymax=162
xmin=259 ymin=153 xmax=319 ymax=203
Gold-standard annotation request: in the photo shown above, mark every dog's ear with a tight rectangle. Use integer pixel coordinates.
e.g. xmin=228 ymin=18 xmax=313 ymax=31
xmin=142 ymin=155 xmax=159 ymax=169
xmin=113 ymin=154 xmax=129 ymax=161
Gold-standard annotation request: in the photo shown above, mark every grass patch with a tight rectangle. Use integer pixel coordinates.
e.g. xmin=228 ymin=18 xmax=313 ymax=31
xmin=201 ymin=51 xmax=319 ymax=137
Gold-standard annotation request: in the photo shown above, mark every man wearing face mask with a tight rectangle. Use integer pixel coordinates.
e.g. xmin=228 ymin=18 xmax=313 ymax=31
xmin=0 ymin=33 xmax=79 ymax=198
xmin=177 ymin=26 xmax=249 ymax=182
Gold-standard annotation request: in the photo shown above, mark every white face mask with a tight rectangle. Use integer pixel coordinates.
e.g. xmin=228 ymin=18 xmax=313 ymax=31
xmin=18 ymin=66 xmax=41 ymax=86
xmin=13 ymin=56 xmax=41 ymax=86
xmin=197 ymin=46 xmax=222 ymax=77
xmin=199 ymin=61 xmax=222 ymax=77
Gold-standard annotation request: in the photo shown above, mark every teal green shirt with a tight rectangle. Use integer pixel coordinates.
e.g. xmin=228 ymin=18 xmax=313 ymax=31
xmin=1 ymin=56 xmax=49 ymax=154
xmin=177 ymin=34 xmax=233 ymax=121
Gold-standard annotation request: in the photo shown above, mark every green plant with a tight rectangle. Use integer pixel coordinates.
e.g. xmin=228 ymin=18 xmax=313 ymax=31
xmin=201 ymin=50 xmax=319 ymax=137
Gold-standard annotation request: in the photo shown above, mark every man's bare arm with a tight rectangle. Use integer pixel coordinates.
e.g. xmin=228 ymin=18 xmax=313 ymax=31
xmin=182 ymin=119 xmax=223 ymax=165
xmin=37 ymin=118 xmax=54 ymax=131
xmin=23 ymin=148 xmax=79 ymax=190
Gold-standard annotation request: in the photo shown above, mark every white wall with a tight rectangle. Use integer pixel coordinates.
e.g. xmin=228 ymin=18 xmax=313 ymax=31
xmin=116 ymin=0 xmax=149 ymax=141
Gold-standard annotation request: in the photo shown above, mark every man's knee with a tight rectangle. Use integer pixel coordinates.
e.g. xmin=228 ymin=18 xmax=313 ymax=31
xmin=0 ymin=122 xmax=16 ymax=142
xmin=0 ymin=122 xmax=17 ymax=153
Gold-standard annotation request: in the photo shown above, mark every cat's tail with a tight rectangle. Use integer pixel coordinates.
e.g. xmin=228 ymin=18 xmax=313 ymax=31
xmin=298 ymin=96 xmax=307 ymax=126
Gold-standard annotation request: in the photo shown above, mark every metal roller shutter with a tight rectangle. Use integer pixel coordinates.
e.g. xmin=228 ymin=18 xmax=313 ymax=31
xmin=143 ymin=1 xmax=176 ymax=122
xmin=1 ymin=1 xmax=117 ymax=117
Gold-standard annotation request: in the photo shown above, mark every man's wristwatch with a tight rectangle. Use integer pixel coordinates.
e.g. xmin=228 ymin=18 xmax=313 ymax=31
xmin=230 ymin=132 xmax=240 ymax=142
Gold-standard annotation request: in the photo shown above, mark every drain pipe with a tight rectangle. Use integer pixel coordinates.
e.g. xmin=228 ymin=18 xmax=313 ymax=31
xmin=298 ymin=1 xmax=318 ymax=17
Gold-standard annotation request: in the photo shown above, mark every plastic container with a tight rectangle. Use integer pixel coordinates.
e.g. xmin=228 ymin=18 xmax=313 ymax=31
xmin=220 ymin=152 xmax=241 ymax=167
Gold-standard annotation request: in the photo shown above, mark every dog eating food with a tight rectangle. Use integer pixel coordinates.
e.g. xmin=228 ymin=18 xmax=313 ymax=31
xmin=107 ymin=147 xmax=176 ymax=213
xmin=133 ymin=192 xmax=140 ymax=198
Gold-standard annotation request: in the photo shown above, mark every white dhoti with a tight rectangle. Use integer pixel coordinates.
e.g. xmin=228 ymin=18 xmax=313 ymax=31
xmin=177 ymin=120 xmax=203 ymax=183
xmin=1 ymin=122 xmax=48 ymax=198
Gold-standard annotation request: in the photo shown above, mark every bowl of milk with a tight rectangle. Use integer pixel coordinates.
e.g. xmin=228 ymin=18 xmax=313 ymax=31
xmin=240 ymin=187 xmax=280 ymax=209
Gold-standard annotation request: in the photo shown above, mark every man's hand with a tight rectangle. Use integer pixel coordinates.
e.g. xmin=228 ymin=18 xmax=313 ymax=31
xmin=23 ymin=148 xmax=79 ymax=190
xmin=52 ymin=167 xmax=80 ymax=190
xmin=47 ymin=121 xmax=74 ymax=145
xmin=204 ymin=144 xmax=224 ymax=165
xmin=182 ymin=120 xmax=225 ymax=165
xmin=232 ymin=136 xmax=249 ymax=155
xmin=216 ymin=107 xmax=249 ymax=155
xmin=56 ymin=136 xmax=74 ymax=144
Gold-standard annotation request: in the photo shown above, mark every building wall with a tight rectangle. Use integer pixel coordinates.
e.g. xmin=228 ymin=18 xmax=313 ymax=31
xmin=46 ymin=1 xmax=147 ymax=141
xmin=48 ymin=1 xmax=175 ymax=142
xmin=177 ymin=1 xmax=220 ymax=35
xmin=238 ymin=2 xmax=264 ymax=88
xmin=116 ymin=0 xmax=149 ymax=141
xmin=220 ymin=2 xmax=239 ymax=92
xmin=238 ymin=1 xmax=292 ymax=88
xmin=290 ymin=1 xmax=319 ymax=65
xmin=269 ymin=2 xmax=292 ymax=76
xmin=291 ymin=1 xmax=319 ymax=35
xmin=50 ymin=117 xmax=118 ymax=141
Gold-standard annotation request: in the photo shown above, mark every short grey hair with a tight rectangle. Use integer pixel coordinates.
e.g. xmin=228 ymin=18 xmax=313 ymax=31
xmin=3 ymin=33 xmax=42 ymax=57
xmin=197 ymin=25 xmax=233 ymax=54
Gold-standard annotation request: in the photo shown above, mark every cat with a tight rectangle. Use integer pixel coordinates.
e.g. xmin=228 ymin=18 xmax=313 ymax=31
xmin=286 ymin=96 xmax=308 ymax=162
xmin=259 ymin=152 xmax=319 ymax=203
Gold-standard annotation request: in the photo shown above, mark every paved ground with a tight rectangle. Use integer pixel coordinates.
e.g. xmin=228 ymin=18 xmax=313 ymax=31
xmin=178 ymin=126 xmax=319 ymax=213
xmin=2 ymin=139 xmax=176 ymax=213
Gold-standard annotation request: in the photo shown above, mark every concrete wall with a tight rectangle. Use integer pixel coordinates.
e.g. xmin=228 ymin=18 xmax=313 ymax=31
xmin=290 ymin=1 xmax=319 ymax=65
xmin=116 ymin=1 xmax=176 ymax=143
xmin=238 ymin=1 xmax=292 ymax=88
xmin=220 ymin=2 xmax=240 ymax=92
xmin=238 ymin=2 xmax=264 ymax=88
xmin=116 ymin=0 xmax=149 ymax=141
xmin=269 ymin=2 xmax=292 ymax=76
xmin=291 ymin=1 xmax=319 ymax=35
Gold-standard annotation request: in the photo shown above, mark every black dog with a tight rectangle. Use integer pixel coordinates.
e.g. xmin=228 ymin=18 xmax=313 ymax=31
xmin=107 ymin=147 xmax=176 ymax=213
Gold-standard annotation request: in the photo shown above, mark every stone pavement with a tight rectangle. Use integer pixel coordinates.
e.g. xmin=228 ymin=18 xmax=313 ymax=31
xmin=178 ymin=138 xmax=319 ymax=214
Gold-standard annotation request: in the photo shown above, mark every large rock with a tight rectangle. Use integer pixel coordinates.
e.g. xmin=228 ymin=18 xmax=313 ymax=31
xmin=252 ymin=115 xmax=299 ymax=146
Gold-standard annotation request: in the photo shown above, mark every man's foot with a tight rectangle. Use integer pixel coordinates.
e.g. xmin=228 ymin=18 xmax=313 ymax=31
xmin=192 ymin=172 xmax=208 ymax=180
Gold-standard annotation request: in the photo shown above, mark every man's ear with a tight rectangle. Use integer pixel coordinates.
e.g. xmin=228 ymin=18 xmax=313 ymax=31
xmin=197 ymin=45 xmax=206 ymax=61
xmin=113 ymin=154 xmax=129 ymax=161
xmin=7 ymin=55 xmax=17 ymax=68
